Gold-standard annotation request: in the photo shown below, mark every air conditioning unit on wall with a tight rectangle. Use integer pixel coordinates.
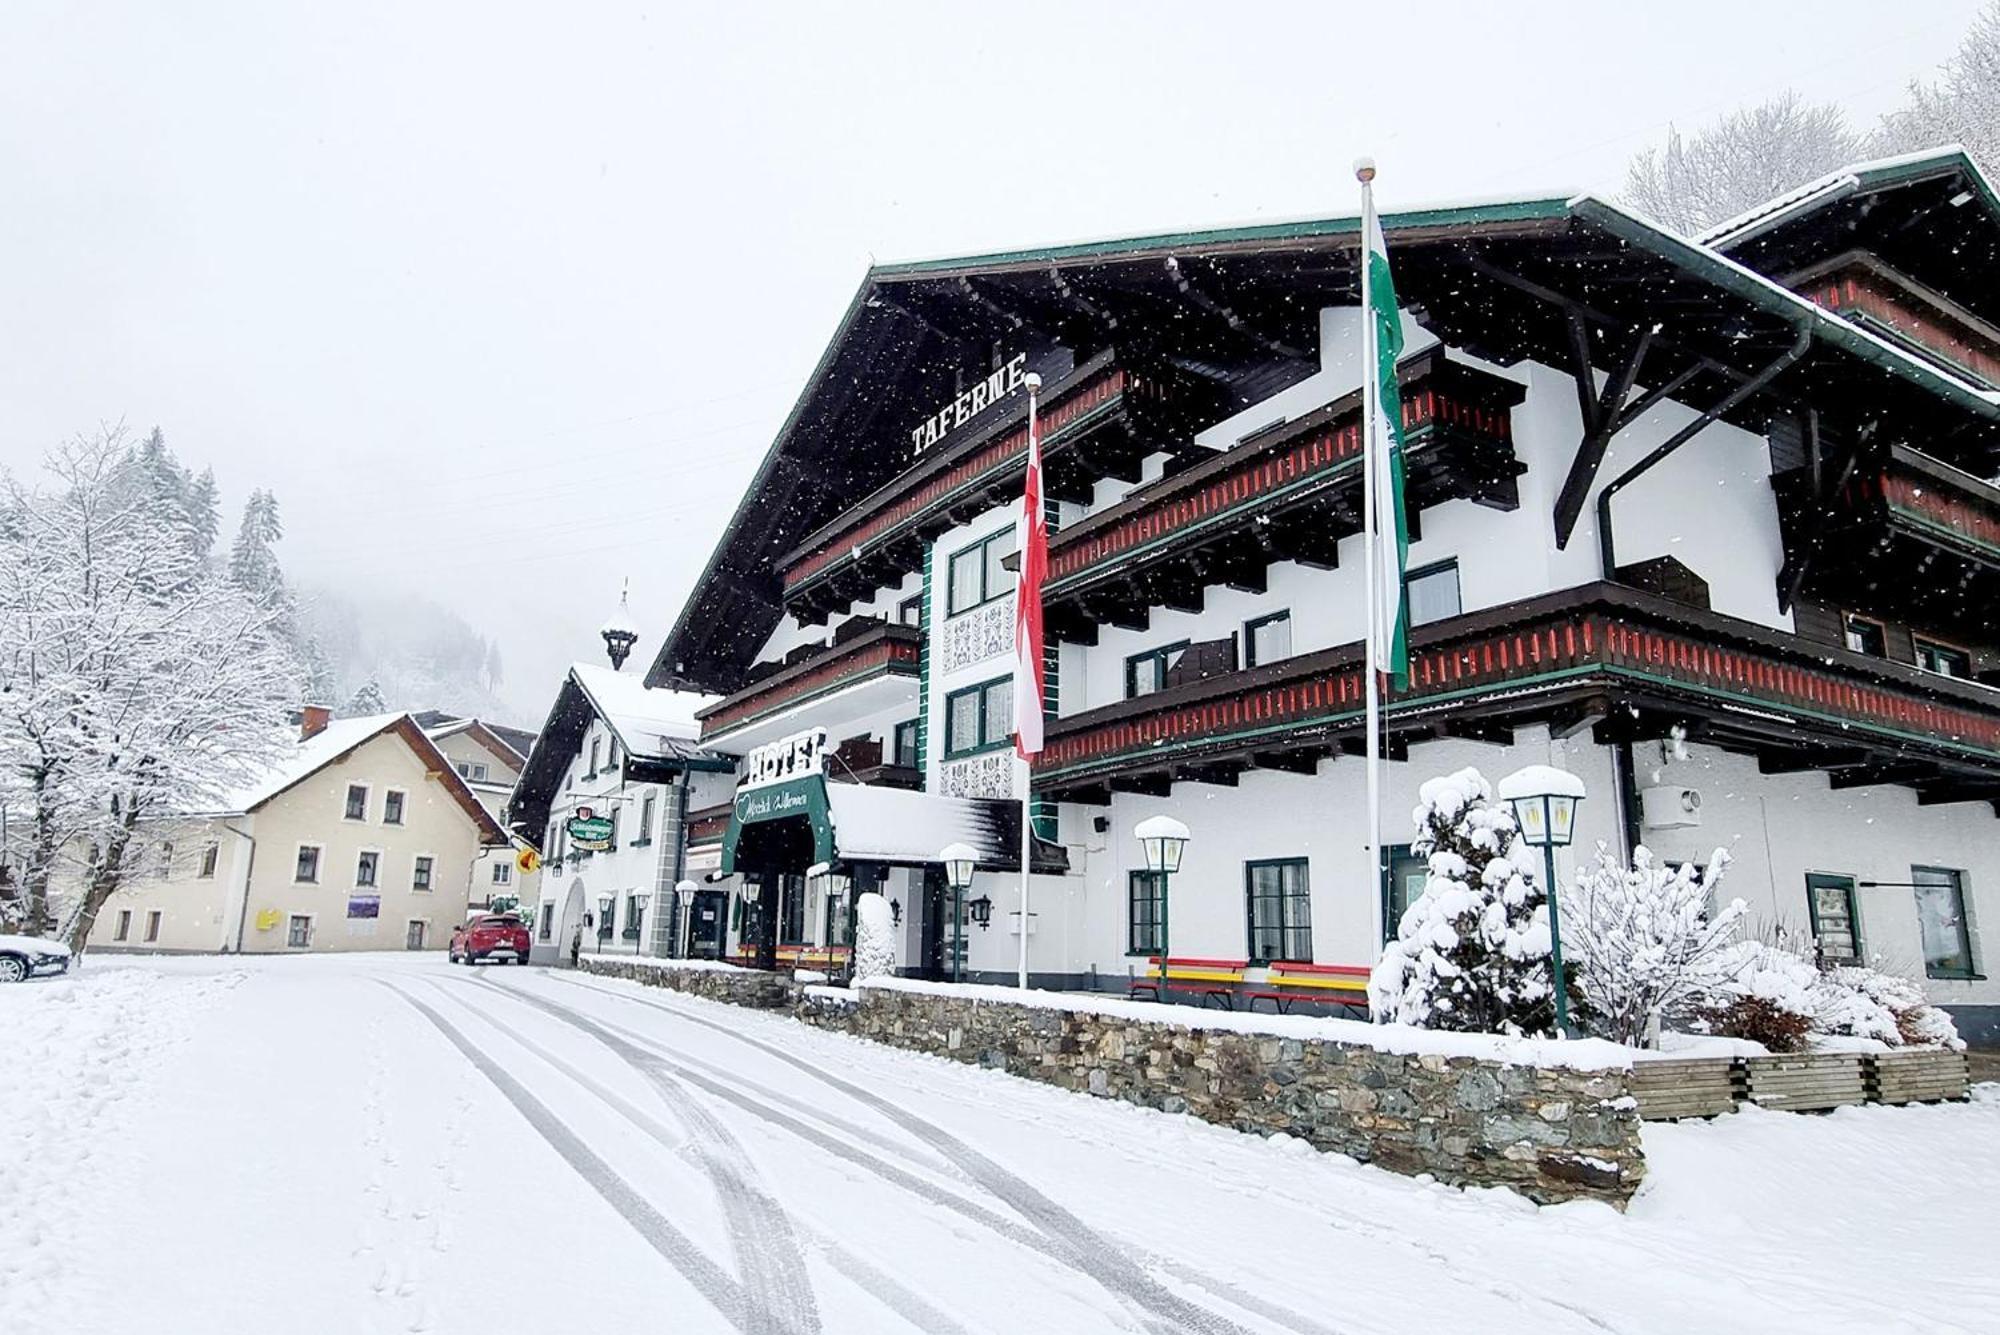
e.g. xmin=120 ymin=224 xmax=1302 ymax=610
xmin=1641 ymin=785 xmax=1703 ymax=829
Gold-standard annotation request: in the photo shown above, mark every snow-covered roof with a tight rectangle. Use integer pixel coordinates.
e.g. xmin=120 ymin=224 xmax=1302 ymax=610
xmin=568 ymin=662 xmax=711 ymax=759
xmin=825 ymin=784 xmax=1015 ymax=866
xmin=222 ymin=713 xmax=406 ymax=812
xmin=1696 ymin=145 xmax=1993 ymax=248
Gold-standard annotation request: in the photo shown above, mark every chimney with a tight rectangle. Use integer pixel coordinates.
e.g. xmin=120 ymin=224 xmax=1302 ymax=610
xmin=299 ymin=705 xmax=332 ymax=741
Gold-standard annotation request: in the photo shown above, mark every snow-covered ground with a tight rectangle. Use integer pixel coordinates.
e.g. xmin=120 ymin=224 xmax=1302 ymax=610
xmin=4 ymin=954 xmax=1996 ymax=1335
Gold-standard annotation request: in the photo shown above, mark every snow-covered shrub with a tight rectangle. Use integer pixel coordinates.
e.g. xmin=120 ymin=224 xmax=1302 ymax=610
xmin=1702 ymin=940 xmax=1819 ymax=1052
xmin=1821 ymin=965 xmax=1962 ymax=1049
xmin=1370 ymin=768 xmax=1561 ymax=1037
xmin=1564 ymin=844 xmax=1744 ymax=1046
xmin=853 ymin=892 xmax=896 ymax=982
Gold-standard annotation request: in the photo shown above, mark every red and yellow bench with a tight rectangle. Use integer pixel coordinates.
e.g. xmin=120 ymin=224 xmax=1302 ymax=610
xmin=1245 ymin=960 xmax=1371 ymax=1017
xmin=1129 ymin=956 xmax=1248 ymax=1008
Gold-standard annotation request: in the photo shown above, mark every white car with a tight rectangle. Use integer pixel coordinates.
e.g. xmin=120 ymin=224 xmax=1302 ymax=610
xmin=0 ymin=933 xmax=73 ymax=983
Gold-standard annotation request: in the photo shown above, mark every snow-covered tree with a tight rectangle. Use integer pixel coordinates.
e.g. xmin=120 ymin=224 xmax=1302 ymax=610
xmin=1564 ymin=844 xmax=1744 ymax=1046
xmin=1876 ymin=1 xmax=2000 ymax=172
xmin=0 ymin=431 xmax=305 ymax=949
xmin=1370 ymin=768 xmax=1561 ymax=1037
xmin=1623 ymin=92 xmax=1860 ymax=235
xmin=344 ymin=679 xmax=389 ymax=716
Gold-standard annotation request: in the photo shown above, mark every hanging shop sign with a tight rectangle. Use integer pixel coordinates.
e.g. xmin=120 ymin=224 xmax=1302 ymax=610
xmin=742 ymin=727 xmax=827 ymax=790
xmin=566 ymin=805 xmax=616 ymax=852
xmin=911 ymin=352 xmax=1029 ymax=453
xmin=515 ymin=847 xmax=542 ymax=875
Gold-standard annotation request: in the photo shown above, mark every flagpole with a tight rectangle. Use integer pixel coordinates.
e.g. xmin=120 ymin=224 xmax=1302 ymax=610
xmin=1018 ymin=373 xmax=1042 ymax=992
xmin=1357 ymin=157 xmax=1385 ymax=953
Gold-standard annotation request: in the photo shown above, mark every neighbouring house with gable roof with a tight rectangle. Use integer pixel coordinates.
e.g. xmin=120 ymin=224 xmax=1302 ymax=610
xmin=82 ymin=709 xmax=510 ymax=955
xmin=416 ymin=712 xmax=539 ymax=913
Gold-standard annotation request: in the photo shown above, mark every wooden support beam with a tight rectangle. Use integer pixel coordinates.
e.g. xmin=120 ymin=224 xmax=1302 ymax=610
xmin=1107 ymin=772 xmax=1173 ymax=798
xmin=1250 ymin=749 xmax=1325 ymax=775
xmin=1174 ymin=761 xmax=1243 ymax=788
xmin=1548 ymin=696 xmax=1611 ymax=741
xmin=1442 ymin=718 xmax=1515 ymax=746
xmin=1553 ymin=326 xmax=1656 ymax=548
xmin=1917 ymin=783 xmax=2000 ymax=807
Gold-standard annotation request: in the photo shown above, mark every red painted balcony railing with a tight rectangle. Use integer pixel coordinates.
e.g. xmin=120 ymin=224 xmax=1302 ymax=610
xmin=1802 ymin=259 xmax=2000 ymax=389
xmin=695 ymin=621 xmax=920 ymax=742
xmin=1034 ymin=583 xmax=2000 ymax=791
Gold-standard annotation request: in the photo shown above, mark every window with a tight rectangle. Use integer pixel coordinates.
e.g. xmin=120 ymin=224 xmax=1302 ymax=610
xmin=355 ymin=851 xmax=380 ymax=889
xmin=893 ymin=720 xmax=920 ymax=769
xmin=1243 ymin=611 xmax=1292 ymax=669
xmin=1913 ymin=866 xmax=1976 ymax=978
xmin=538 ymin=902 xmax=554 ymax=942
xmin=144 ymin=910 xmax=161 ymax=943
xmin=405 ymin=920 xmax=428 ymax=951
xmin=1806 ymin=872 xmax=1863 ymax=964
xmin=198 ymin=843 xmax=219 ymax=879
xmin=1128 ymin=871 xmax=1164 ymax=955
xmin=1382 ymin=845 xmax=1428 ymax=944
xmin=383 ymin=789 xmax=407 ymax=825
xmin=898 ymin=593 xmax=924 ymax=627
xmin=946 ymin=527 xmax=1015 ymax=615
xmin=344 ymin=784 xmax=369 ymax=821
xmin=158 ymin=841 xmax=175 ymax=876
xmin=294 ymin=845 xmax=321 ymax=884
xmin=777 ymin=874 xmax=809 ymax=946
xmin=944 ymin=677 xmax=1014 ymax=756
xmin=588 ymin=738 xmax=601 ymax=777
xmin=1125 ymin=642 xmax=1190 ymax=699
xmin=492 ymin=861 xmax=512 ymax=886
xmin=114 ymin=910 xmax=132 ymax=942
xmin=624 ymin=894 xmax=644 ymax=941
xmin=1842 ymin=612 xmax=1887 ymax=658
xmin=637 ymin=793 xmax=656 ymax=846
xmin=287 ymin=915 xmax=313 ymax=949
xmin=608 ymin=808 xmax=621 ymax=850
xmin=412 ymin=856 xmax=434 ymax=892
xmin=597 ymin=900 xmax=614 ymax=942
xmin=1915 ymin=637 xmax=1972 ymax=679
xmin=455 ymin=760 xmax=489 ymax=782
xmin=608 ymin=738 xmax=620 ymax=772
xmin=1405 ymin=560 xmax=1461 ymax=628
xmin=1245 ymin=858 xmax=1313 ymax=965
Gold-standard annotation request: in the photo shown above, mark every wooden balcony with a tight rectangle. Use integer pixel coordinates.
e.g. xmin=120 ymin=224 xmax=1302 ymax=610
xmin=695 ymin=619 xmax=921 ymax=746
xmin=1035 ymin=582 xmax=2000 ymax=810
xmin=778 ymin=348 xmax=1221 ymax=626
xmin=1795 ymin=252 xmax=2000 ymax=389
xmin=1776 ymin=443 xmax=2000 ymax=641
xmin=1040 ymin=349 xmax=1526 ymax=643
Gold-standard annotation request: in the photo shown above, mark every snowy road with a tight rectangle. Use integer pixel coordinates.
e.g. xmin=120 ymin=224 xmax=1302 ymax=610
xmin=5 ymin=956 xmax=1998 ymax=1335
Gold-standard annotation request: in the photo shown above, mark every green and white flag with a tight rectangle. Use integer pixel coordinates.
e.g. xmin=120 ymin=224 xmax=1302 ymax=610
xmin=1363 ymin=204 xmax=1411 ymax=689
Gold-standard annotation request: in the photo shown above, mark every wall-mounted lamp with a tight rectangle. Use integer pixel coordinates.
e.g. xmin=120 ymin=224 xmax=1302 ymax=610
xmin=968 ymin=894 xmax=994 ymax=929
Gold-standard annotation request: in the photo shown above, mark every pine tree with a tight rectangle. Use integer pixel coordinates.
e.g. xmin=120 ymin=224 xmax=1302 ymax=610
xmin=344 ymin=679 xmax=388 ymax=715
xmin=229 ymin=489 xmax=286 ymax=602
xmin=1369 ymin=768 xmax=1563 ymax=1037
xmin=186 ymin=467 xmax=221 ymax=562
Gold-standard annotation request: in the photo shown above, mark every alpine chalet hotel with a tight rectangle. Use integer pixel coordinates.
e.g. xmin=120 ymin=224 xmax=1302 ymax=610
xmin=650 ymin=149 xmax=2000 ymax=1042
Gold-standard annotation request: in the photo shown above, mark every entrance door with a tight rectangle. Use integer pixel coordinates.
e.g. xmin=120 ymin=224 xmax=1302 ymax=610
xmin=689 ymin=890 xmax=727 ymax=959
xmin=1806 ymin=872 xmax=1863 ymax=965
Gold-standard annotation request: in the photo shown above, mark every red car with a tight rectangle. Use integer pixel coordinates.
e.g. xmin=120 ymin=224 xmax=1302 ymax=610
xmin=449 ymin=913 xmax=532 ymax=966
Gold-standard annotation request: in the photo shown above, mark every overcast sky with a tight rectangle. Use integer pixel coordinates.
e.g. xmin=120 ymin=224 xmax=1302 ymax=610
xmin=0 ymin=1 xmax=1986 ymax=725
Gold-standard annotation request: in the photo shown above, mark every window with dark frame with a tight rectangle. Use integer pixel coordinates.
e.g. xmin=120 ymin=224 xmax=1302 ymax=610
xmin=624 ymin=894 xmax=643 ymax=941
xmin=1404 ymin=560 xmax=1462 ymax=627
xmin=405 ymin=920 xmax=427 ymax=951
xmin=383 ymin=789 xmax=406 ymax=825
xmin=1245 ymin=858 xmax=1312 ymax=965
xmin=1125 ymin=641 xmax=1190 ymax=699
xmin=198 ymin=843 xmax=219 ymax=879
xmin=1243 ymin=610 xmax=1292 ymax=669
xmin=893 ymin=720 xmax=920 ymax=769
xmin=114 ymin=910 xmax=131 ymax=942
xmin=492 ymin=861 xmax=511 ymax=885
xmin=944 ymin=676 xmax=1014 ymax=757
xmin=412 ymin=856 xmax=433 ymax=892
xmin=144 ymin=910 xmax=161 ymax=943
xmin=355 ymin=851 xmax=380 ymax=889
xmin=778 ymin=874 xmax=808 ymax=946
xmin=898 ymin=593 xmax=924 ymax=627
xmin=287 ymin=915 xmax=312 ymax=948
xmin=1914 ymin=637 xmax=1972 ymax=679
xmin=1381 ymin=845 xmax=1427 ymax=943
xmin=1806 ymin=872 xmax=1863 ymax=964
xmin=588 ymin=737 xmax=601 ymax=777
xmin=1912 ymin=866 xmax=1976 ymax=978
xmin=1842 ymin=612 xmax=1888 ymax=658
xmin=597 ymin=901 xmax=614 ymax=941
xmin=1127 ymin=870 xmax=1164 ymax=955
xmin=344 ymin=784 xmax=368 ymax=821
xmin=637 ymin=792 xmax=656 ymax=845
xmin=945 ymin=527 xmax=1016 ymax=616
xmin=295 ymin=845 xmax=321 ymax=884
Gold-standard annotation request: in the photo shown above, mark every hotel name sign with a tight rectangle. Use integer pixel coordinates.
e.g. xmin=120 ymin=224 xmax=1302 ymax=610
xmin=742 ymin=727 xmax=827 ymax=790
xmin=911 ymin=353 xmax=1030 ymax=453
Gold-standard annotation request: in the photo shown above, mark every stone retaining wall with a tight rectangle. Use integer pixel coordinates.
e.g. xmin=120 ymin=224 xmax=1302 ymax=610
xmin=577 ymin=955 xmax=795 ymax=1010
xmin=579 ymin=958 xmax=1645 ymax=1206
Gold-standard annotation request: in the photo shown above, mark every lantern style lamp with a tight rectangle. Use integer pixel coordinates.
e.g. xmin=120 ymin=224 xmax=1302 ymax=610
xmin=1497 ymin=765 xmax=1586 ymax=1035
xmin=1133 ymin=815 xmax=1191 ymax=1002
xmin=968 ymin=893 xmax=994 ymax=929
xmin=600 ymin=580 xmax=640 ymax=671
xmin=940 ymin=842 xmax=978 ymax=984
xmin=675 ymin=878 xmax=698 ymax=959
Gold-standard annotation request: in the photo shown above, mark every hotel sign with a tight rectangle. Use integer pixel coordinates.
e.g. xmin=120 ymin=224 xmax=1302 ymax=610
xmin=742 ymin=727 xmax=827 ymax=790
xmin=911 ymin=353 xmax=1029 ymax=453
xmin=566 ymin=806 xmax=615 ymax=852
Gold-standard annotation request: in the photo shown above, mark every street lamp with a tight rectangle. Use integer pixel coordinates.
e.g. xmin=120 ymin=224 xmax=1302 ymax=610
xmin=675 ymin=878 xmax=697 ymax=959
xmin=1497 ymin=765 xmax=1585 ymax=1035
xmin=940 ymin=842 xmax=978 ymax=984
xmin=1134 ymin=815 xmax=1190 ymax=1003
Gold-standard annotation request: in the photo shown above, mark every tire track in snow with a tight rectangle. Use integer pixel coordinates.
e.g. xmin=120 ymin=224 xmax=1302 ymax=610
xmin=443 ymin=978 xmax=970 ymax=1335
xmin=527 ymin=971 xmax=1261 ymax=1335
xmin=383 ymin=985 xmax=775 ymax=1334
xmin=438 ymin=980 xmax=826 ymax=1334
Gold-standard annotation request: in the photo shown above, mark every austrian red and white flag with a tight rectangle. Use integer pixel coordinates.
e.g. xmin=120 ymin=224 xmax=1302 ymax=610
xmin=1012 ymin=388 xmax=1047 ymax=759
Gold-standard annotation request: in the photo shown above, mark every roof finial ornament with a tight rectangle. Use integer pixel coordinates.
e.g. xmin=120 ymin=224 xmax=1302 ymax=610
xmin=601 ymin=578 xmax=640 ymax=671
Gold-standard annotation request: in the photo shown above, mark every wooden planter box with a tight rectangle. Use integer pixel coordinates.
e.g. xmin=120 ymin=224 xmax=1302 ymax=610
xmin=1867 ymin=1049 xmax=1970 ymax=1105
xmin=1742 ymin=1052 xmax=1868 ymax=1111
xmin=1630 ymin=1057 xmax=1743 ymax=1121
